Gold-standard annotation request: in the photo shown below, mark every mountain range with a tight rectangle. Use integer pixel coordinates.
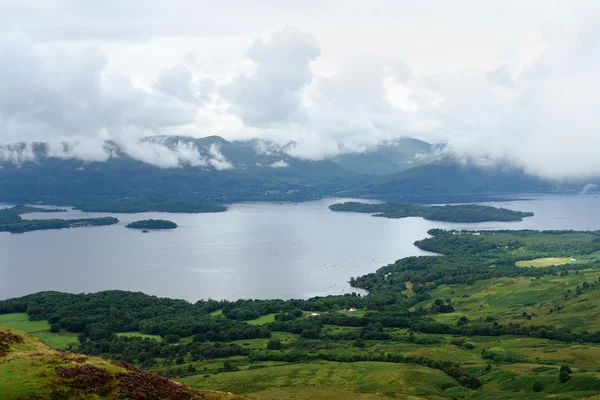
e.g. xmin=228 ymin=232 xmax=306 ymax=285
xmin=0 ymin=135 xmax=596 ymax=207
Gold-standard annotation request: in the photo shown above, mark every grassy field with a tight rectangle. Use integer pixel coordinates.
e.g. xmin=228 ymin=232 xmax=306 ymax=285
xmin=516 ymin=258 xmax=573 ymax=267
xmin=415 ymin=269 xmax=600 ymax=331
xmin=0 ymin=313 xmax=50 ymax=332
xmin=247 ymin=314 xmax=276 ymax=325
xmin=0 ymin=313 xmax=78 ymax=350
xmin=182 ymin=361 xmax=461 ymax=399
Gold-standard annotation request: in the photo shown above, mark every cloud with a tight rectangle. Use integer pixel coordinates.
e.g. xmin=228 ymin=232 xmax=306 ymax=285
xmin=221 ymin=27 xmax=320 ymax=127
xmin=46 ymin=140 xmax=115 ymax=162
xmin=0 ymin=32 xmax=196 ymax=146
xmin=3 ymin=3 xmax=600 ymax=180
xmin=0 ymin=143 xmax=36 ymax=164
xmin=428 ymin=3 xmax=600 ymax=179
xmin=155 ymin=63 xmax=214 ymax=104
xmin=207 ymin=144 xmax=234 ymax=170
xmin=267 ymin=160 xmax=290 ymax=168
xmin=117 ymin=138 xmax=208 ymax=168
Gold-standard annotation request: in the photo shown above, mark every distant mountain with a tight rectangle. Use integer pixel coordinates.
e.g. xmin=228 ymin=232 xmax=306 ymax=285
xmin=2 ymin=136 xmax=596 ymax=207
xmin=341 ymin=158 xmax=594 ymax=203
xmin=0 ymin=136 xmax=362 ymax=205
xmin=331 ymin=138 xmax=439 ymax=175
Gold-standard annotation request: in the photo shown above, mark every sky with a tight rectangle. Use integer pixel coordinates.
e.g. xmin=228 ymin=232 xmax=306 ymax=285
xmin=0 ymin=0 xmax=599 ymax=179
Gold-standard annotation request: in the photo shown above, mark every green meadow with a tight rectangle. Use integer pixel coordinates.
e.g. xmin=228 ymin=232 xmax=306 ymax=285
xmin=516 ymin=258 xmax=573 ymax=267
xmin=0 ymin=313 xmax=78 ymax=350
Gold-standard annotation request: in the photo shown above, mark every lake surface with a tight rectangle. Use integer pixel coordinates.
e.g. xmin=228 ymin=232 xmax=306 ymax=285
xmin=1 ymin=194 xmax=599 ymax=301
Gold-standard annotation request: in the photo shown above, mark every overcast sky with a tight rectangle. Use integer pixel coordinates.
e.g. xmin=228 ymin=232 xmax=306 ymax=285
xmin=1 ymin=0 xmax=599 ymax=179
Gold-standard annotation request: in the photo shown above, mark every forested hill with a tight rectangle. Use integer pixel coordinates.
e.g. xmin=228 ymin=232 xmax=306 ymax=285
xmin=0 ymin=136 xmax=363 ymax=206
xmin=341 ymin=158 xmax=595 ymax=202
xmin=329 ymin=202 xmax=534 ymax=222
xmin=1 ymin=136 xmax=598 ymax=207
xmin=0 ymin=135 xmax=438 ymax=207
xmin=331 ymin=137 xmax=438 ymax=175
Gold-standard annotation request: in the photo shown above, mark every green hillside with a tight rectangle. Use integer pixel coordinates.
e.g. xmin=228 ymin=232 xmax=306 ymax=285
xmin=0 ymin=327 xmax=248 ymax=400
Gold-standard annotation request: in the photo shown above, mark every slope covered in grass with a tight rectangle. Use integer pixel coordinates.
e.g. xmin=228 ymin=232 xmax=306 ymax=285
xmin=0 ymin=327 xmax=248 ymax=400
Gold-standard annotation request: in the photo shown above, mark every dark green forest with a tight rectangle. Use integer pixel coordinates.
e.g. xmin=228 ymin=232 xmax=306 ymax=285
xmin=126 ymin=219 xmax=178 ymax=230
xmin=329 ymin=202 xmax=534 ymax=222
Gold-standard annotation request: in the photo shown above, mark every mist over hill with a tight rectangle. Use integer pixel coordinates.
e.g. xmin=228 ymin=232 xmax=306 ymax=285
xmin=0 ymin=135 xmax=597 ymax=206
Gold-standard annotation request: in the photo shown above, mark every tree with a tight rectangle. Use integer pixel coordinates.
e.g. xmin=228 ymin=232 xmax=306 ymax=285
xmin=50 ymin=323 xmax=60 ymax=333
xmin=267 ymin=339 xmax=282 ymax=350
xmin=223 ymin=361 xmax=238 ymax=371
xmin=560 ymin=365 xmax=572 ymax=374
xmin=559 ymin=370 xmax=571 ymax=383
xmin=164 ymin=334 xmax=179 ymax=343
xmin=77 ymin=333 xmax=87 ymax=345
xmin=532 ymin=381 xmax=543 ymax=392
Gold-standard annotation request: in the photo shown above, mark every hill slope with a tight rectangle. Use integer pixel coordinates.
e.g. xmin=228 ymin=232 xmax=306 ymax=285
xmin=343 ymin=158 xmax=587 ymax=202
xmin=0 ymin=327 xmax=247 ymax=400
xmin=331 ymin=138 xmax=438 ymax=175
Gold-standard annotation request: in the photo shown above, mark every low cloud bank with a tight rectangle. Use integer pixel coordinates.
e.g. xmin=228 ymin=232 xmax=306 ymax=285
xmin=2 ymin=4 xmax=600 ymax=180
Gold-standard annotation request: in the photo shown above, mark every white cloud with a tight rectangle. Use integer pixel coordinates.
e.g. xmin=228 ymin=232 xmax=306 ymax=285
xmin=0 ymin=32 xmax=195 ymax=145
xmin=0 ymin=143 xmax=36 ymax=164
xmin=1 ymin=2 xmax=600 ymax=179
xmin=46 ymin=140 xmax=115 ymax=162
xmin=427 ymin=3 xmax=600 ymax=179
xmin=221 ymin=27 xmax=320 ymax=127
xmin=207 ymin=144 xmax=234 ymax=170
xmin=268 ymin=160 xmax=290 ymax=168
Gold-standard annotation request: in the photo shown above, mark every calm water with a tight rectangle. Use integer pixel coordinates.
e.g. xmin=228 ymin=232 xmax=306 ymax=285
xmin=0 ymin=195 xmax=599 ymax=301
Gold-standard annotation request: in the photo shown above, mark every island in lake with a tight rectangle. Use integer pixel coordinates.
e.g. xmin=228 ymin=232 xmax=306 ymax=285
xmin=329 ymin=202 xmax=534 ymax=222
xmin=72 ymin=196 xmax=227 ymax=214
xmin=0 ymin=205 xmax=119 ymax=234
xmin=126 ymin=219 xmax=178 ymax=230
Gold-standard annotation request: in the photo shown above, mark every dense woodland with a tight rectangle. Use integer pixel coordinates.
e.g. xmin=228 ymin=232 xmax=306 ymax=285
xmin=71 ymin=195 xmax=227 ymax=213
xmin=329 ymin=202 xmax=534 ymax=222
xmin=126 ymin=219 xmax=178 ymax=230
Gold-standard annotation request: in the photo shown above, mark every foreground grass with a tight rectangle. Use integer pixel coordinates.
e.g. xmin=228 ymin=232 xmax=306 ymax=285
xmin=0 ymin=327 xmax=248 ymax=400
xmin=181 ymin=361 xmax=461 ymax=399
